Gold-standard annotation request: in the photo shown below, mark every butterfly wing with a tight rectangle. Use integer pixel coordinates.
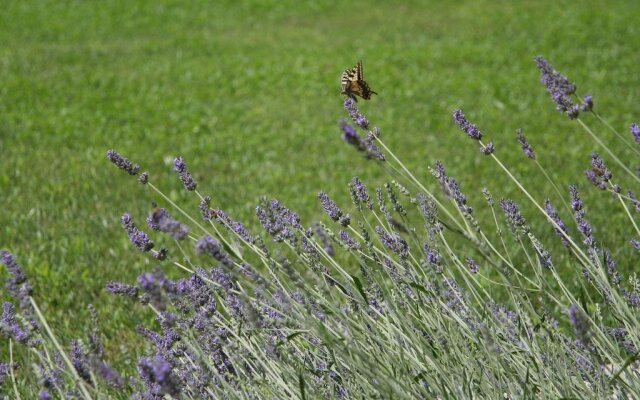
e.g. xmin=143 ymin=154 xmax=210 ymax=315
xmin=355 ymin=60 xmax=364 ymax=81
xmin=341 ymin=66 xmax=358 ymax=100
xmin=341 ymin=61 xmax=376 ymax=101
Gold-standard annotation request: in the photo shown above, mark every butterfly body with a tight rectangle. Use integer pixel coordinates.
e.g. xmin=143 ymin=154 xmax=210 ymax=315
xmin=341 ymin=61 xmax=377 ymax=101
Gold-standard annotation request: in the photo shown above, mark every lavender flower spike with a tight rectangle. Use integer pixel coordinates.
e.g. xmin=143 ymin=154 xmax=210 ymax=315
xmin=480 ymin=142 xmax=494 ymax=155
xmin=534 ymin=56 xmax=580 ymax=119
xmin=121 ymin=213 xmax=154 ymax=252
xmin=350 ymin=176 xmax=373 ymax=210
xmin=38 ymin=389 xmax=52 ymax=400
xmin=256 ymin=198 xmax=301 ymax=242
xmin=137 ymin=356 xmax=182 ymax=396
xmin=106 ymin=149 xmax=140 ymax=175
xmin=568 ymin=303 xmax=590 ymax=343
xmin=580 ymin=94 xmax=593 ymax=112
xmin=106 ymin=281 xmax=139 ymax=297
xmin=339 ymin=230 xmax=360 ymax=250
xmin=70 ymin=340 xmax=92 ymax=384
xmin=584 ymin=152 xmax=611 ymax=190
xmin=1 ymin=250 xmax=34 ymax=308
xmin=147 ymin=208 xmax=189 ymax=240
xmin=630 ymin=123 xmax=640 ymax=144
xmin=534 ymin=56 xmax=576 ymax=96
xmin=1 ymin=250 xmax=28 ymax=288
xmin=343 ymin=97 xmax=369 ymax=129
xmin=570 ymin=185 xmax=595 ymax=247
xmin=364 ymin=132 xmax=385 ymax=161
xmin=138 ymin=172 xmax=149 ymax=184
xmin=215 ymin=209 xmax=255 ymax=244
xmin=195 ymin=235 xmax=233 ymax=267
xmin=499 ymin=199 xmax=529 ymax=235
xmin=466 ymin=257 xmax=479 ymax=273
xmin=0 ymin=363 xmax=10 ymax=386
xmin=339 ymin=119 xmax=364 ymax=151
xmin=516 ymin=128 xmax=535 ymax=159
xmin=375 ymin=226 xmax=409 ymax=259
xmin=452 ymin=109 xmax=482 ymax=140
xmin=318 ymin=192 xmax=350 ymax=226
xmin=544 ymin=199 xmax=569 ymax=247
xmin=173 ymin=156 xmax=197 ymax=191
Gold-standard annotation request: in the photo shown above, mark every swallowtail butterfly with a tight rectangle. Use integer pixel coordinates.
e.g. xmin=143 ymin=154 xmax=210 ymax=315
xmin=341 ymin=61 xmax=377 ymax=101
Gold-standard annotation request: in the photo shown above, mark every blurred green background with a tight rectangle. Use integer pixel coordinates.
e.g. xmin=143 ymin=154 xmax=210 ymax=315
xmin=1 ymin=0 xmax=639 ymax=368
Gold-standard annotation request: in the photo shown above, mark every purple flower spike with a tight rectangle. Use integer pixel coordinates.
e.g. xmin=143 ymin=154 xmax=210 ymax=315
xmin=499 ymin=199 xmax=529 ymax=235
xmin=195 ymin=235 xmax=233 ymax=267
xmin=535 ymin=56 xmax=576 ymax=95
xmin=1 ymin=251 xmax=33 ymax=309
xmin=1 ymin=251 xmax=28 ymax=288
xmin=0 ymin=363 xmax=10 ymax=386
xmin=452 ymin=109 xmax=482 ymax=140
xmin=570 ymin=185 xmax=595 ymax=247
xmin=256 ymin=198 xmax=301 ymax=242
xmin=544 ymin=200 xmax=569 ymax=247
xmin=215 ymin=209 xmax=255 ymax=244
xmin=466 ymin=257 xmax=479 ymax=273
xmin=147 ymin=208 xmax=189 ymax=240
xmin=584 ymin=152 xmax=612 ymax=190
xmin=70 ymin=340 xmax=92 ymax=384
xmin=2 ymin=302 xmax=31 ymax=344
xmin=375 ymin=226 xmax=409 ymax=259
xmin=121 ymin=213 xmax=154 ymax=252
xmin=106 ymin=282 xmax=139 ymax=297
xmin=199 ymin=195 xmax=215 ymax=220
xmin=627 ymin=190 xmax=640 ymax=213
xmin=434 ymin=161 xmax=472 ymax=215
xmin=516 ymin=128 xmax=535 ymax=159
xmin=364 ymin=132 xmax=385 ymax=161
xmin=343 ymin=98 xmax=369 ymax=129
xmin=338 ymin=230 xmax=360 ymax=250
xmin=580 ymin=94 xmax=593 ymax=112
xmin=318 ymin=192 xmax=350 ymax=226
xmin=480 ymin=142 xmax=494 ymax=155
xmin=340 ymin=119 xmax=363 ymax=149
xmin=106 ymin=149 xmax=140 ymax=176
xmin=349 ymin=176 xmax=373 ymax=210
xmin=424 ymin=243 xmax=442 ymax=273
xmin=569 ymin=185 xmax=583 ymax=212
xmin=568 ymin=303 xmax=590 ymax=343
xmin=138 ymin=172 xmax=149 ymax=184
xmin=534 ymin=56 xmax=581 ymax=119
xmin=312 ymin=223 xmax=335 ymax=256
xmin=173 ymin=156 xmax=197 ymax=191
xmin=137 ymin=356 xmax=182 ymax=397
xmin=630 ymin=123 xmax=640 ymax=144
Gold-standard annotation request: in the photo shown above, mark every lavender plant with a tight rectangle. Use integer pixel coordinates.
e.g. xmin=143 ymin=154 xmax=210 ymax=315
xmin=2 ymin=56 xmax=639 ymax=399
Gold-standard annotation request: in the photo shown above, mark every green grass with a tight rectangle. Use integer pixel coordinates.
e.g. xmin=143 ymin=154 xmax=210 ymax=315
xmin=1 ymin=0 xmax=640 ymax=380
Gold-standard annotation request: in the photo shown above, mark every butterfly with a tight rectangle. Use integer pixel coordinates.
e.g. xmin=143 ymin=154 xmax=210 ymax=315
xmin=341 ymin=61 xmax=377 ymax=101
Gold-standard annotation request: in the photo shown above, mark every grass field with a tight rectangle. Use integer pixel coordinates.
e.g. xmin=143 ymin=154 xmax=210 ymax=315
xmin=2 ymin=0 xmax=640 ymax=392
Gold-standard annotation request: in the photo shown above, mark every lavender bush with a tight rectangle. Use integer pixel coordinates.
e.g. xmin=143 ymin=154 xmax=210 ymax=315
xmin=2 ymin=56 xmax=640 ymax=398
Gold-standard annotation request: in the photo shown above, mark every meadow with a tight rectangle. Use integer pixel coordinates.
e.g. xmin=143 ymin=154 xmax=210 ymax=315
xmin=2 ymin=0 xmax=640 ymax=397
